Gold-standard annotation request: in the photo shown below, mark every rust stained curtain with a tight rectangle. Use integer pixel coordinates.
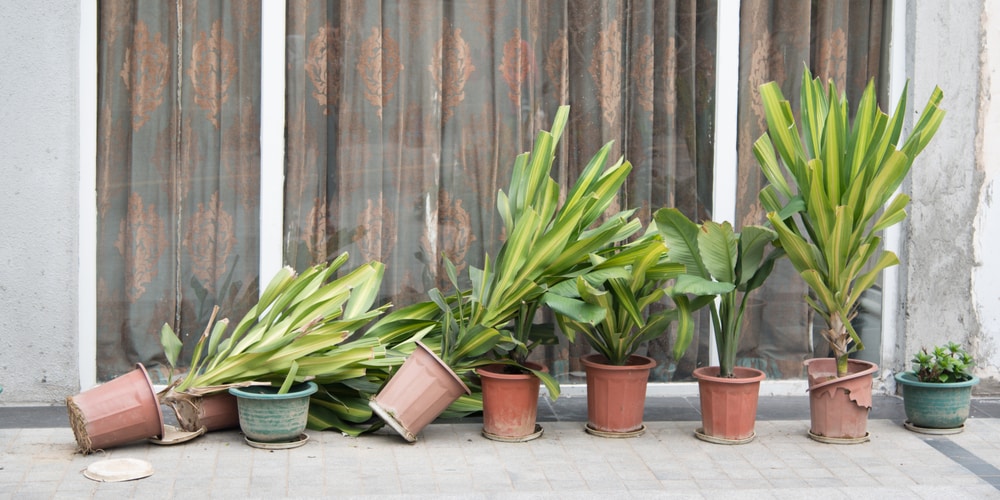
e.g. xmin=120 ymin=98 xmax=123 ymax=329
xmin=735 ymin=0 xmax=886 ymax=378
xmin=283 ymin=0 xmax=718 ymax=381
xmin=96 ymin=1 xmax=262 ymax=382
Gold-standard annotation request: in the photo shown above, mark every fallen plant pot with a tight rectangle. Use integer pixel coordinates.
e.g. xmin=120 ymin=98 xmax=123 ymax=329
xmin=369 ymin=341 xmax=471 ymax=443
xmin=160 ymin=390 xmax=240 ymax=433
xmin=66 ymin=363 xmax=164 ymax=454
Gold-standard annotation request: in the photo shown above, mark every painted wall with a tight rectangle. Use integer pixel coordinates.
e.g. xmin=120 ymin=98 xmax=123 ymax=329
xmin=0 ymin=1 xmax=81 ymax=404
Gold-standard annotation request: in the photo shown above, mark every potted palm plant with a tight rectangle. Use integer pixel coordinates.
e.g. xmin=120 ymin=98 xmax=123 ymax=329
xmin=895 ymin=342 xmax=979 ymax=434
xmin=369 ymin=105 xmax=643 ymax=442
xmin=655 ymin=207 xmax=782 ymax=444
xmin=754 ymin=67 xmax=945 ymax=442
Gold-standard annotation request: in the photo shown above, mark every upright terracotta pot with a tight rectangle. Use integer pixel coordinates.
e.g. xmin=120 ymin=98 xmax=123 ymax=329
xmin=693 ymin=366 xmax=766 ymax=443
xmin=804 ymin=358 xmax=878 ymax=443
xmin=581 ymin=354 xmax=655 ymax=437
xmin=369 ymin=341 xmax=471 ymax=442
xmin=65 ymin=363 xmax=164 ymax=454
xmin=477 ymin=362 xmax=545 ymax=442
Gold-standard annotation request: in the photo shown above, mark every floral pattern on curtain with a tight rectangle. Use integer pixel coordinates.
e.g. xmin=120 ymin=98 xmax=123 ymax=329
xmin=283 ymin=0 xmax=718 ymax=381
xmin=96 ymin=1 xmax=262 ymax=382
xmin=735 ymin=0 xmax=886 ymax=378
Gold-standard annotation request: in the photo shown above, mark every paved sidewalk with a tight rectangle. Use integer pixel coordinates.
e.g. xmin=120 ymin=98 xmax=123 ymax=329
xmin=3 ymin=399 xmax=1000 ymax=499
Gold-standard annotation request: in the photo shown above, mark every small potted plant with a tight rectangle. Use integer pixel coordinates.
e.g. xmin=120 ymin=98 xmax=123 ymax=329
xmin=655 ymin=207 xmax=782 ymax=444
xmin=553 ymin=234 xmax=688 ymax=437
xmin=895 ymin=342 xmax=979 ymax=434
xmin=753 ymin=67 xmax=946 ymax=442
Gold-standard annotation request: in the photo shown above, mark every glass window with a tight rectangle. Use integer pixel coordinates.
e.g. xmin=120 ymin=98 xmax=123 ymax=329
xmin=95 ymin=0 xmax=886 ymax=383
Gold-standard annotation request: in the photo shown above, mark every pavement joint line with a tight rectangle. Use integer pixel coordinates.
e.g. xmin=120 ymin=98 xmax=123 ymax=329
xmin=923 ymin=436 xmax=1000 ymax=491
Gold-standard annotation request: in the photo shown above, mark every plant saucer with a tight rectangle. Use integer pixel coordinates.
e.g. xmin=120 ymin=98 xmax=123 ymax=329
xmin=149 ymin=424 xmax=206 ymax=445
xmin=694 ymin=427 xmax=756 ymax=445
xmin=585 ymin=423 xmax=645 ymax=438
xmin=482 ymin=424 xmax=543 ymax=442
xmin=244 ymin=433 xmax=309 ymax=449
xmin=807 ymin=429 xmax=870 ymax=444
xmin=903 ymin=420 xmax=964 ymax=435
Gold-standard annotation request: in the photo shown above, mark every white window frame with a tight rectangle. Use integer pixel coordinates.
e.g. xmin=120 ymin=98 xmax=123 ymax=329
xmin=79 ymin=0 xmax=901 ymax=395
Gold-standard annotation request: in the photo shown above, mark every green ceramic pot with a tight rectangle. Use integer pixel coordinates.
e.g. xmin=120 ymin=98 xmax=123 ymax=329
xmin=895 ymin=371 xmax=979 ymax=430
xmin=229 ymin=381 xmax=317 ymax=443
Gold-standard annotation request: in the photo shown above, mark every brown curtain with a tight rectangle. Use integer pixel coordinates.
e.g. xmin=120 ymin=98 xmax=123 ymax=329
xmin=735 ymin=0 xmax=886 ymax=378
xmin=96 ymin=1 xmax=262 ymax=382
xmin=94 ymin=0 xmax=886 ymax=383
xmin=283 ymin=0 xmax=718 ymax=382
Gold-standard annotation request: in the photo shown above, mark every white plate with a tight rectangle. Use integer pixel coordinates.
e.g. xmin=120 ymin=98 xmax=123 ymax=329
xmin=82 ymin=458 xmax=154 ymax=482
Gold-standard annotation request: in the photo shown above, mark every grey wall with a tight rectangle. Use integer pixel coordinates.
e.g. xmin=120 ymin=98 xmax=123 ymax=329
xmin=903 ymin=0 xmax=998 ymax=392
xmin=0 ymin=2 xmax=81 ymax=404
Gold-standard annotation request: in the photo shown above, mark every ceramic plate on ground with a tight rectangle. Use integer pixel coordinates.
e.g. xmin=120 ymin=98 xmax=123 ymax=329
xmin=82 ymin=458 xmax=154 ymax=482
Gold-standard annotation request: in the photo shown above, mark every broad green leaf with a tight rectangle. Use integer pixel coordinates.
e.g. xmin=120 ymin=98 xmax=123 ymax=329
xmin=654 ymin=208 xmax=709 ymax=279
xmin=698 ymin=220 xmax=738 ymax=284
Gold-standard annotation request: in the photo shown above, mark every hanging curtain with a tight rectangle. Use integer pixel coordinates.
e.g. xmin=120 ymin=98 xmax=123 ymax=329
xmin=735 ymin=0 xmax=886 ymax=378
xmin=284 ymin=0 xmax=717 ymax=382
xmin=96 ymin=1 xmax=262 ymax=382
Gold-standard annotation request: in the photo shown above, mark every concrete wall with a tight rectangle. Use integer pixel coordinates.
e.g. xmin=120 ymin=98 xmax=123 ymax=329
xmin=0 ymin=2 xmax=81 ymax=404
xmin=973 ymin=0 xmax=1000 ymax=389
xmin=904 ymin=0 xmax=1000 ymax=393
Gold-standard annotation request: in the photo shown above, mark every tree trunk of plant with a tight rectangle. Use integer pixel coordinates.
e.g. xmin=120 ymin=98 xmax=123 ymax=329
xmin=826 ymin=316 xmax=850 ymax=378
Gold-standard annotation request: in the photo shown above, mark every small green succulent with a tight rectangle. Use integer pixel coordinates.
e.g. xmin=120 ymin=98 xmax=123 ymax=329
xmin=911 ymin=342 xmax=975 ymax=383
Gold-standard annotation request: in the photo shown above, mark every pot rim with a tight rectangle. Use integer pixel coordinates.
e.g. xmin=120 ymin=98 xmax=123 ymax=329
xmin=895 ymin=371 xmax=980 ymax=388
xmin=580 ymin=353 xmax=656 ymax=370
xmin=804 ymin=358 xmax=878 ymax=392
xmin=692 ymin=365 xmax=766 ymax=383
xmin=476 ymin=361 xmax=547 ymax=379
xmin=229 ymin=381 xmax=318 ymax=400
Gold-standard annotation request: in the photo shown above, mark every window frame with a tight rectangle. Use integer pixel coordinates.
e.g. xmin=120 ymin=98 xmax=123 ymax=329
xmin=78 ymin=0 xmax=904 ymax=393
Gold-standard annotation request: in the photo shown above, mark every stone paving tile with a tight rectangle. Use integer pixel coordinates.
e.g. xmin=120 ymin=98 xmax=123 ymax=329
xmin=4 ymin=421 xmax=1000 ymax=497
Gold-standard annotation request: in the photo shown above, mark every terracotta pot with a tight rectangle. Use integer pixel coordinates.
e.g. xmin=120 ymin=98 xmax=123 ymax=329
xmin=477 ymin=362 xmax=545 ymax=442
xmin=581 ymin=354 xmax=655 ymax=436
xmin=161 ymin=390 xmax=240 ymax=432
xmin=693 ymin=366 xmax=766 ymax=443
xmin=804 ymin=358 xmax=878 ymax=443
xmin=65 ymin=363 xmax=164 ymax=454
xmin=895 ymin=371 xmax=980 ymax=432
xmin=369 ymin=341 xmax=471 ymax=442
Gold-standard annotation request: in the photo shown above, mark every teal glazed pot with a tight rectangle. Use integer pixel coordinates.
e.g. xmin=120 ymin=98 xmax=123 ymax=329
xmin=229 ymin=381 xmax=318 ymax=443
xmin=895 ymin=371 xmax=979 ymax=430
